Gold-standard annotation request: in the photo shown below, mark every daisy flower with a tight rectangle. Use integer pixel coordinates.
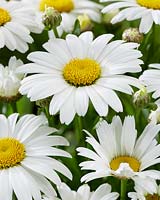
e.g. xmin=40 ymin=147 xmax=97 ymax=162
xmin=21 ymin=0 xmax=102 ymax=34
xmin=57 ymin=183 xmax=119 ymax=200
xmin=140 ymin=63 xmax=160 ymax=99
xmin=77 ymin=116 xmax=160 ymax=185
xmin=101 ymin=0 xmax=160 ymax=33
xmin=0 ymin=0 xmax=41 ymax=52
xmin=17 ymin=31 xmax=142 ymax=125
xmin=0 ymin=113 xmax=72 ymax=200
xmin=128 ymin=180 xmax=160 ymax=200
xmin=0 ymin=56 xmax=24 ymax=102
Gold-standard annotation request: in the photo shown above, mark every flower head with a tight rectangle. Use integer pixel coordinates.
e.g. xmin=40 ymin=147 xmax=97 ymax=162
xmin=18 ymin=32 xmax=142 ymax=124
xmin=101 ymin=0 xmax=160 ymax=33
xmin=0 ymin=0 xmax=41 ymax=52
xmin=58 ymin=183 xmax=119 ymax=200
xmin=77 ymin=116 xmax=160 ymax=187
xmin=0 ymin=113 xmax=72 ymax=200
xmin=128 ymin=180 xmax=160 ymax=200
xmin=0 ymin=56 xmax=24 ymax=102
xmin=140 ymin=63 xmax=160 ymax=99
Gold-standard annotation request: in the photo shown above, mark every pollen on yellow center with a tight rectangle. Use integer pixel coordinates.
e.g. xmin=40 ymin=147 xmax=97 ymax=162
xmin=146 ymin=194 xmax=160 ymax=200
xmin=39 ymin=0 xmax=74 ymax=12
xmin=110 ymin=156 xmax=141 ymax=172
xmin=0 ymin=8 xmax=11 ymax=26
xmin=137 ymin=0 xmax=160 ymax=9
xmin=63 ymin=58 xmax=101 ymax=87
xmin=0 ymin=138 xmax=25 ymax=169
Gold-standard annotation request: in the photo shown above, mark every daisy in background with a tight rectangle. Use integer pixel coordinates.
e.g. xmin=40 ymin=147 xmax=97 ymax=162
xmin=140 ymin=63 xmax=160 ymax=100
xmin=0 ymin=0 xmax=41 ymax=53
xmin=0 ymin=113 xmax=72 ymax=200
xmin=21 ymin=0 xmax=102 ymax=35
xmin=0 ymin=56 xmax=24 ymax=102
xmin=101 ymin=0 xmax=160 ymax=34
xmin=77 ymin=116 xmax=160 ymax=189
xmin=17 ymin=31 xmax=142 ymax=125
xmin=57 ymin=182 xmax=119 ymax=200
xmin=128 ymin=180 xmax=160 ymax=200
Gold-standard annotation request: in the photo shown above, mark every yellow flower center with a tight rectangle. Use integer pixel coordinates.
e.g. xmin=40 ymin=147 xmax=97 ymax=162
xmin=137 ymin=0 xmax=160 ymax=9
xmin=146 ymin=194 xmax=160 ymax=200
xmin=110 ymin=156 xmax=141 ymax=172
xmin=39 ymin=0 xmax=74 ymax=12
xmin=0 ymin=8 xmax=11 ymax=26
xmin=0 ymin=138 xmax=25 ymax=169
xmin=63 ymin=58 xmax=101 ymax=87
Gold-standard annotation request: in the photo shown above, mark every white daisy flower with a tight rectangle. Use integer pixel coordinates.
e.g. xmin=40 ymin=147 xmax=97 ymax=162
xmin=21 ymin=0 xmax=102 ymax=34
xmin=17 ymin=32 xmax=142 ymax=125
xmin=0 ymin=56 xmax=24 ymax=102
xmin=101 ymin=0 xmax=160 ymax=33
xmin=128 ymin=180 xmax=160 ymax=200
xmin=57 ymin=183 xmax=119 ymax=200
xmin=77 ymin=116 xmax=160 ymax=185
xmin=0 ymin=113 xmax=72 ymax=200
xmin=140 ymin=63 xmax=160 ymax=99
xmin=0 ymin=0 xmax=41 ymax=52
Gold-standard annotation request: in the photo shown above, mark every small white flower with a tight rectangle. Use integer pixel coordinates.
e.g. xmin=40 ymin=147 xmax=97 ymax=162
xmin=58 ymin=183 xmax=119 ymax=200
xmin=0 ymin=0 xmax=41 ymax=52
xmin=77 ymin=116 xmax=160 ymax=188
xmin=0 ymin=113 xmax=72 ymax=200
xmin=17 ymin=32 xmax=142 ymax=125
xmin=140 ymin=63 xmax=160 ymax=99
xmin=0 ymin=56 xmax=24 ymax=101
xmin=101 ymin=0 xmax=160 ymax=33
xmin=21 ymin=0 xmax=102 ymax=34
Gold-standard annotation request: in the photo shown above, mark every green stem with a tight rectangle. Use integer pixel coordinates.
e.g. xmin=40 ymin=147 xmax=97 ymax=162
xmin=12 ymin=193 xmax=17 ymax=200
xmin=53 ymin=27 xmax=59 ymax=38
xmin=75 ymin=116 xmax=83 ymax=145
xmin=11 ymin=102 xmax=17 ymax=113
xmin=120 ymin=179 xmax=127 ymax=200
xmin=45 ymin=106 xmax=54 ymax=127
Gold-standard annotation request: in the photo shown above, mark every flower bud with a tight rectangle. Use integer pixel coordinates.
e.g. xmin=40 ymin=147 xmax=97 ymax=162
xmin=77 ymin=14 xmax=93 ymax=32
xmin=133 ymin=87 xmax=150 ymax=108
xmin=103 ymin=9 xmax=119 ymax=24
xmin=36 ymin=96 xmax=52 ymax=108
xmin=122 ymin=28 xmax=143 ymax=43
xmin=42 ymin=7 xmax=62 ymax=30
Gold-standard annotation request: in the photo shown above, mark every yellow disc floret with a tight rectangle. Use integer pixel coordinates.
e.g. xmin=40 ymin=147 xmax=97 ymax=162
xmin=63 ymin=58 xmax=101 ymax=87
xmin=0 ymin=138 xmax=25 ymax=169
xmin=146 ymin=194 xmax=160 ymax=200
xmin=0 ymin=8 xmax=11 ymax=26
xmin=110 ymin=156 xmax=141 ymax=172
xmin=137 ymin=0 xmax=160 ymax=9
xmin=39 ymin=0 xmax=74 ymax=12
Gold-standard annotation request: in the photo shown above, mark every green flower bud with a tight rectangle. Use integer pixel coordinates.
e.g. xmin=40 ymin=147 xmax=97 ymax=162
xmin=102 ymin=9 xmax=119 ymax=24
xmin=42 ymin=7 xmax=62 ymax=30
xmin=77 ymin=14 xmax=93 ymax=32
xmin=133 ymin=87 xmax=150 ymax=108
xmin=36 ymin=96 xmax=52 ymax=108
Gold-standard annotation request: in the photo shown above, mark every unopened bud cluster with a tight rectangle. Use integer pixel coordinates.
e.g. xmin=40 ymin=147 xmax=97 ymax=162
xmin=133 ymin=87 xmax=150 ymax=108
xmin=122 ymin=28 xmax=143 ymax=43
xmin=42 ymin=7 xmax=62 ymax=30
